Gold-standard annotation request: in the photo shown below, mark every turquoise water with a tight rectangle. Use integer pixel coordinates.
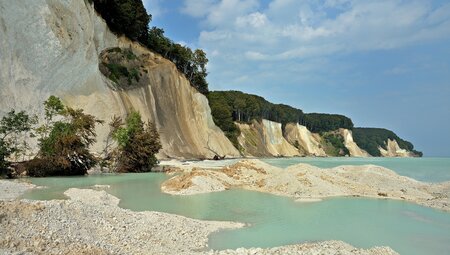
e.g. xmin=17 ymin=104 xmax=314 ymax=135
xmin=22 ymin=158 xmax=450 ymax=255
xmin=262 ymin=157 xmax=450 ymax=182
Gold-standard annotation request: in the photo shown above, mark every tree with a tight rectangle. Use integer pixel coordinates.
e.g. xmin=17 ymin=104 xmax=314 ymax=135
xmin=92 ymin=0 xmax=151 ymax=42
xmin=35 ymin=95 xmax=64 ymax=141
xmin=26 ymin=97 xmax=103 ymax=177
xmin=99 ymin=116 xmax=122 ymax=171
xmin=112 ymin=111 xmax=161 ymax=172
xmin=147 ymin=27 xmax=172 ymax=57
xmin=0 ymin=110 xmax=34 ymax=177
xmin=193 ymin=49 xmax=208 ymax=74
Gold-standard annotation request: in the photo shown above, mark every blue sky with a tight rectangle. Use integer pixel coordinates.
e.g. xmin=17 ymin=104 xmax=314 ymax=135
xmin=143 ymin=0 xmax=450 ymax=157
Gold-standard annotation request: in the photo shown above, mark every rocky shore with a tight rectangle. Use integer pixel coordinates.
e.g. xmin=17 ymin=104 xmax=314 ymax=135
xmin=162 ymin=159 xmax=450 ymax=212
xmin=0 ymin=180 xmax=35 ymax=200
xmin=0 ymin=180 xmax=398 ymax=254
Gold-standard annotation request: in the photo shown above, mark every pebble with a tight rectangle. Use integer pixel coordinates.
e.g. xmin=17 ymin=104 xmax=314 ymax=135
xmin=0 ymin=184 xmax=399 ymax=255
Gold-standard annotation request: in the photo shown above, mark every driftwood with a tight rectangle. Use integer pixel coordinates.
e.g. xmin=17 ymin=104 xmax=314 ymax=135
xmin=205 ymin=133 xmax=226 ymax=160
xmin=212 ymin=155 xmax=225 ymax=160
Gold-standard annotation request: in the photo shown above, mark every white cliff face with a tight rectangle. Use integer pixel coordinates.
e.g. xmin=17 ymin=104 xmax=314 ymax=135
xmin=262 ymin=120 xmax=300 ymax=157
xmin=0 ymin=0 xmax=239 ymax=159
xmin=379 ymin=139 xmax=414 ymax=158
xmin=338 ymin=129 xmax=370 ymax=157
xmin=284 ymin=123 xmax=326 ymax=156
xmin=237 ymin=120 xmax=299 ymax=157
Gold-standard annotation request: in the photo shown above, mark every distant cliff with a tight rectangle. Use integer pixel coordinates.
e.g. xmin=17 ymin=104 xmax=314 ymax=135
xmin=237 ymin=120 xmax=299 ymax=157
xmin=208 ymin=91 xmax=421 ymax=158
xmin=284 ymin=123 xmax=326 ymax=157
xmin=353 ymin=128 xmax=422 ymax=157
xmin=0 ymin=0 xmax=239 ymax=159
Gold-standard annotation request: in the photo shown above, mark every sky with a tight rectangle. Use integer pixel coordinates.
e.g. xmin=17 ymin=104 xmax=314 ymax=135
xmin=143 ymin=0 xmax=450 ymax=157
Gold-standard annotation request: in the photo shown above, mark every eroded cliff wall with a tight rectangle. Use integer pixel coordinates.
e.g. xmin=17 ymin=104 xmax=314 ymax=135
xmin=379 ymin=139 xmax=415 ymax=157
xmin=338 ymin=129 xmax=370 ymax=157
xmin=0 ymin=0 xmax=239 ymax=159
xmin=237 ymin=120 xmax=299 ymax=157
xmin=284 ymin=123 xmax=326 ymax=156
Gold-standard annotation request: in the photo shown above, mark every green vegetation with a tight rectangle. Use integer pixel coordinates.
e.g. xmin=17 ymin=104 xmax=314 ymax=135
xmin=106 ymin=63 xmax=130 ymax=83
xmin=101 ymin=48 xmax=141 ymax=86
xmin=27 ymin=97 xmax=103 ymax=177
xmin=111 ymin=111 xmax=162 ymax=173
xmin=91 ymin=0 xmax=209 ymax=94
xmin=147 ymin=27 xmax=209 ymax=94
xmin=92 ymin=0 xmax=150 ymax=42
xmin=1 ymin=96 xmax=163 ymax=178
xmin=207 ymin=92 xmax=241 ymax=148
xmin=352 ymin=128 xmax=422 ymax=157
xmin=0 ymin=110 xmax=34 ymax=177
xmin=304 ymin=113 xmax=353 ymax=133
xmin=208 ymin=91 xmax=304 ymax=125
xmin=322 ymin=133 xmax=349 ymax=156
xmin=125 ymin=49 xmax=137 ymax=60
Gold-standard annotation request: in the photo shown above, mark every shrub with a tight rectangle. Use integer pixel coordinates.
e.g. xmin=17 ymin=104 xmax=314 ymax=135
xmin=106 ymin=63 xmax=130 ymax=83
xmin=27 ymin=97 xmax=102 ymax=177
xmin=124 ymin=49 xmax=137 ymax=60
xmin=111 ymin=111 xmax=161 ymax=172
xmin=322 ymin=133 xmax=349 ymax=156
xmin=0 ymin=110 xmax=34 ymax=178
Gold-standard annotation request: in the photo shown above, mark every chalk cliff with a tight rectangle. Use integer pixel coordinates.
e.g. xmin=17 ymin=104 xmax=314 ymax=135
xmin=379 ymin=139 xmax=415 ymax=157
xmin=284 ymin=123 xmax=326 ymax=156
xmin=237 ymin=120 xmax=300 ymax=157
xmin=0 ymin=0 xmax=239 ymax=159
xmin=238 ymin=121 xmax=373 ymax=158
xmin=338 ymin=129 xmax=370 ymax=157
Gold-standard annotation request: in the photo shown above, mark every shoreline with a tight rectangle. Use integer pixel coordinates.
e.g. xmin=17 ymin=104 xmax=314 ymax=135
xmin=161 ymin=159 xmax=450 ymax=213
xmin=0 ymin=180 xmax=398 ymax=254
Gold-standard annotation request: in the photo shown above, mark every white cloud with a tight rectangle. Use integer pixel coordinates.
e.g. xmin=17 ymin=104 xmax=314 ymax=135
xmin=199 ymin=30 xmax=230 ymax=42
xmin=185 ymin=0 xmax=450 ymax=58
xmin=181 ymin=0 xmax=450 ymax=92
xmin=245 ymin=51 xmax=268 ymax=60
xmin=182 ymin=0 xmax=260 ymax=27
xmin=235 ymin=12 xmax=268 ymax=28
xmin=180 ymin=0 xmax=216 ymax=18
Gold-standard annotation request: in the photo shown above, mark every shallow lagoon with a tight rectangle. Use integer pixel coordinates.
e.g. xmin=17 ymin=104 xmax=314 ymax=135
xmin=22 ymin=158 xmax=450 ymax=255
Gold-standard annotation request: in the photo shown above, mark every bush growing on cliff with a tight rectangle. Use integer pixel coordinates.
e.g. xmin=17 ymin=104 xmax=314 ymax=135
xmin=27 ymin=96 xmax=103 ymax=177
xmin=111 ymin=111 xmax=161 ymax=173
xmin=322 ymin=133 xmax=349 ymax=156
